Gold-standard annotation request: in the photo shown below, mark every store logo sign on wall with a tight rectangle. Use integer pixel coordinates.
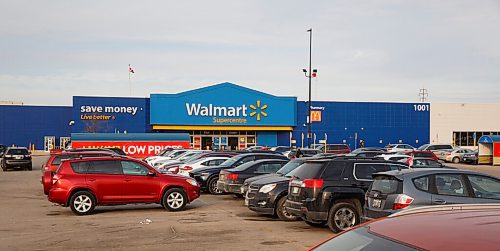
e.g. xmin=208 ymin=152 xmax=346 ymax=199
xmin=150 ymin=83 xmax=297 ymax=126
xmin=185 ymin=100 xmax=269 ymax=124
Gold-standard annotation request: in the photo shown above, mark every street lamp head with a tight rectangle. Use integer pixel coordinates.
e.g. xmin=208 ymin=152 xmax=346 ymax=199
xmin=302 ymin=69 xmax=307 ymax=73
xmin=307 ymin=28 xmax=312 ymax=32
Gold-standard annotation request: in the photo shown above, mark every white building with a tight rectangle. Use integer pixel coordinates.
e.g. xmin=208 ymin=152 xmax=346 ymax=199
xmin=430 ymin=103 xmax=500 ymax=148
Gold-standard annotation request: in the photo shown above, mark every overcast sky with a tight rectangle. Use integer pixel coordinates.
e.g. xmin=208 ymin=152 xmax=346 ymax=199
xmin=1 ymin=1 xmax=499 ymax=106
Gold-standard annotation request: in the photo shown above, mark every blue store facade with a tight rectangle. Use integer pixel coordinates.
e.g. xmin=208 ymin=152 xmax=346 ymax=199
xmin=0 ymin=82 xmax=430 ymax=150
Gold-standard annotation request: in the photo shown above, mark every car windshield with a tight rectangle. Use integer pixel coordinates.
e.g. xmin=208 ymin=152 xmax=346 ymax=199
xmin=7 ymin=149 xmax=28 ymax=155
xmin=313 ymin=226 xmax=417 ymax=251
xmin=385 ymin=144 xmax=397 ymax=148
xmin=276 ymin=160 xmax=304 ymax=175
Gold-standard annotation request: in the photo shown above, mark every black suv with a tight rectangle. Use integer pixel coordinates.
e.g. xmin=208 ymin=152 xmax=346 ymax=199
xmin=190 ymin=153 xmax=289 ymax=194
xmin=1 ymin=147 xmax=32 ymax=171
xmin=285 ymin=157 xmax=408 ymax=233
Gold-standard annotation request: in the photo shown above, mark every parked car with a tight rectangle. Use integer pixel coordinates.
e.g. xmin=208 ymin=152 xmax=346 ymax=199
xmin=407 ymin=157 xmax=450 ymax=168
xmin=142 ymin=148 xmax=175 ymax=162
xmin=315 ymin=144 xmax=351 ymax=154
xmin=285 ymin=157 xmax=408 ymax=232
xmin=1 ymin=147 xmax=32 ymax=171
xmin=145 ymin=149 xmax=187 ymax=165
xmin=463 ymin=149 xmax=479 ymax=164
xmin=442 ymin=148 xmax=476 ymax=163
xmin=384 ymin=144 xmax=415 ymax=153
xmin=309 ymin=204 xmax=500 ymax=251
xmin=189 ymin=153 xmax=289 ymax=195
xmin=178 ymin=156 xmax=230 ymax=176
xmin=417 ymin=144 xmax=454 ymax=152
xmin=376 ymin=154 xmax=410 ymax=162
xmin=287 ymin=148 xmax=322 ymax=159
xmin=245 ymin=157 xmax=324 ymax=221
xmin=403 ymin=150 xmax=438 ymax=161
xmin=217 ymin=159 xmax=288 ymax=195
xmin=147 ymin=149 xmax=190 ymax=166
xmin=46 ymin=156 xmax=200 ymax=215
xmin=363 ymin=168 xmax=500 ymax=221
xmin=157 ymin=152 xmax=239 ymax=174
xmin=344 ymin=150 xmax=386 ymax=158
xmin=242 ymin=157 xmax=316 ymax=195
xmin=350 ymin=147 xmax=386 ymax=154
xmin=269 ymin=146 xmax=291 ymax=154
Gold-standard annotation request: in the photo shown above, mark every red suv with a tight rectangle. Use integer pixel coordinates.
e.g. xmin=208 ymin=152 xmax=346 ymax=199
xmin=45 ymin=156 xmax=200 ymax=215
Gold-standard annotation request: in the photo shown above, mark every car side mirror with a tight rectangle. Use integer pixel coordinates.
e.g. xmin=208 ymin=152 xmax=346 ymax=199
xmin=147 ymin=170 xmax=157 ymax=177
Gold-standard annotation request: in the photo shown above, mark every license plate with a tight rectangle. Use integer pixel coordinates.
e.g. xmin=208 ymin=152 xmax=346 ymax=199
xmin=292 ymin=187 xmax=300 ymax=194
xmin=372 ymin=199 xmax=382 ymax=208
xmin=240 ymin=186 xmax=245 ymax=194
xmin=15 ymin=156 xmax=22 ymax=159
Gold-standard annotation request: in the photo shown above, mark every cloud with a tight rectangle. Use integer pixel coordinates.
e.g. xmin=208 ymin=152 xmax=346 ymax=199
xmin=0 ymin=0 xmax=499 ymax=105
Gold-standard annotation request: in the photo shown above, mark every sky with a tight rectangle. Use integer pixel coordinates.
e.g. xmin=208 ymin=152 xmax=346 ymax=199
xmin=1 ymin=0 xmax=499 ymax=106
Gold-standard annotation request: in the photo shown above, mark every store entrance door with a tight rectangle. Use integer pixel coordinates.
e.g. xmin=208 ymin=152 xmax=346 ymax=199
xmin=228 ymin=137 xmax=238 ymax=150
xmin=201 ymin=137 xmax=213 ymax=150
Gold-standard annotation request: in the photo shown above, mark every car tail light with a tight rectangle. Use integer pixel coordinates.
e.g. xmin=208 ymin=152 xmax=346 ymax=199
xmin=182 ymin=166 xmax=193 ymax=171
xmin=226 ymin=173 xmax=239 ymax=180
xmin=393 ymin=194 xmax=414 ymax=210
xmin=301 ymin=179 xmax=324 ymax=188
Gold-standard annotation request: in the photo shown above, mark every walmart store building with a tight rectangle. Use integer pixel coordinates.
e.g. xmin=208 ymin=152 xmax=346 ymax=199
xmin=1 ymin=82 xmax=432 ymax=150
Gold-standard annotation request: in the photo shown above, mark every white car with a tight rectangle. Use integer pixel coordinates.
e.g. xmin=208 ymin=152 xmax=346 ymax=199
xmin=384 ymin=144 xmax=415 ymax=153
xmin=148 ymin=149 xmax=191 ymax=166
xmin=178 ymin=157 xmax=230 ymax=176
xmin=377 ymin=154 xmax=410 ymax=162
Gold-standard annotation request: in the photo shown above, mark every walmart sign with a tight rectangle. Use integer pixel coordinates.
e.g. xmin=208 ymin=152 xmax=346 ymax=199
xmin=150 ymin=83 xmax=296 ymax=126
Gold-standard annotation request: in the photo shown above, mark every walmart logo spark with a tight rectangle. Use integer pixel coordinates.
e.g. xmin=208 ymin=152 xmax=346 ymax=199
xmin=249 ymin=100 xmax=268 ymax=121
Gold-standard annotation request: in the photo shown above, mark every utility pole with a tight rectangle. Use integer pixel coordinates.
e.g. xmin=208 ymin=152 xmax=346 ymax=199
xmin=302 ymin=29 xmax=317 ymax=148
xmin=419 ymin=88 xmax=428 ymax=102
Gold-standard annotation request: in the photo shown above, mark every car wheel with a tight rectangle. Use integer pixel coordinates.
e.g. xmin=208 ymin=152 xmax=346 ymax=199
xmin=208 ymin=177 xmax=224 ymax=195
xmin=1 ymin=161 xmax=6 ymax=171
xmin=452 ymin=157 xmax=460 ymax=164
xmin=276 ymin=196 xmax=299 ymax=221
xmin=69 ymin=191 xmax=96 ymax=215
xmin=303 ymin=219 xmax=326 ymax=227
xmin=162 ymin=188 xmax=187 ymax=211
xmin=327 ymin=202 xmax=359 ymax=233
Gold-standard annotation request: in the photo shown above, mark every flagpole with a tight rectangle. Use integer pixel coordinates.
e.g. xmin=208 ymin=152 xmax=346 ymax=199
xmin=128 ymin=64 xmax=131 ymax=96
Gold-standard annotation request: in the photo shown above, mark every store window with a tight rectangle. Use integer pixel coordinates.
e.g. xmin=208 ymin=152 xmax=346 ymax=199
xmin=453 ymin=131 xmax=500 ymax=146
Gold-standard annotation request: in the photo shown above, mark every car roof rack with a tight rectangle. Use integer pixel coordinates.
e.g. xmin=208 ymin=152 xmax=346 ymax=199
xmin=389 ymin=203 xmax=500 ymax=218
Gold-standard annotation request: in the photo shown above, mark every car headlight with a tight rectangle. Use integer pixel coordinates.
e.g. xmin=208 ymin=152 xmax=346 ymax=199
xmin=186 ymin=179 xmax=198 ymax=186
xmin=259 ymin=184 xmax=277 ymax=193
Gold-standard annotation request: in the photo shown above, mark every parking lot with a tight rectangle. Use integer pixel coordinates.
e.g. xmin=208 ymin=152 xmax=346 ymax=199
xmin=0 ymin=155 xmax=334 ymax=251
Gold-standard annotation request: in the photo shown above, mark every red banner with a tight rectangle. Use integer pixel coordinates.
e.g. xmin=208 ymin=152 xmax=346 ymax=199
xmin=71 ymin=141 xmax=190 ymax=158
xmin=495 ymin=143 xmax=500 ymax=157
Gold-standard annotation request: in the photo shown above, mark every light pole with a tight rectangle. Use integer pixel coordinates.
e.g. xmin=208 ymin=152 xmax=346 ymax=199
xmin=302 ymin=28 xmax=317 ymax=148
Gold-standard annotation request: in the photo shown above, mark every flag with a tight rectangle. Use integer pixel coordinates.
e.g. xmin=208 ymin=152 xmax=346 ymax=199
xmin=129 ymin=64 xmax=135 ymax=74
